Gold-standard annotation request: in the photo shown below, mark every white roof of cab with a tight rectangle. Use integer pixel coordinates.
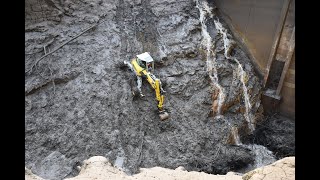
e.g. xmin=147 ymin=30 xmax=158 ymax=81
xmin=137 ymin=52 xmax=154 ymax=62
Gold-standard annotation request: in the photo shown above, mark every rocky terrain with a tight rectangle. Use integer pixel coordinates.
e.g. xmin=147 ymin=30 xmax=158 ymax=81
xmin=25 ymin=156 xmax=295 ymax=180
xmin=25 ymin=0 xmax=288 ymax=179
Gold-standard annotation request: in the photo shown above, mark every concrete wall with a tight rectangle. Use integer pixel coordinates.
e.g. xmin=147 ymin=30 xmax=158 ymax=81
xmin=214 ymin=0 xmax=285 ymax=74
xmin=214 ymin=0 xmax=295 ymax=119
xmin=279 ymin=52 xmax=294 ymax=119
xmin=277 ymin=0 xmax=295 ymax=119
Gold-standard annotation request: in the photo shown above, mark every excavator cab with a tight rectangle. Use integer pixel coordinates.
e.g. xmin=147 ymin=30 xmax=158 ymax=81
xmin=137 ymin=52 xmax=154 ymax=72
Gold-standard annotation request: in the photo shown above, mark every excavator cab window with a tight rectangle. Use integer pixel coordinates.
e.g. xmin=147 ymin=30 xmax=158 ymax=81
xmin=147 ymin=62 xmax=152 ymax=71
xmin=137 ymin=58 xmax=146 ymax=68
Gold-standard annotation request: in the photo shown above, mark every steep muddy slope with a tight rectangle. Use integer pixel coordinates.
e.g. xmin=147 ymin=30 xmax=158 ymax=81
xmin=25 ymin=0 xmax=263 ymax=179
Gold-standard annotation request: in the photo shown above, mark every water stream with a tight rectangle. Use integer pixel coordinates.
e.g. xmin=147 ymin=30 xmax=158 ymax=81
xmin=195 ymin=0 xmax=226 ymax=114
xmin=231 ymin=127 xmax=276 ymax=172
xmin=214 ymin=19 xmax=255 ymax=132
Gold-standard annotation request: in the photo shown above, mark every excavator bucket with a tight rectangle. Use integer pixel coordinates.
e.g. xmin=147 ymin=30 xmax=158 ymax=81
xmin=159 ymin=111 xmax=169 ymax=120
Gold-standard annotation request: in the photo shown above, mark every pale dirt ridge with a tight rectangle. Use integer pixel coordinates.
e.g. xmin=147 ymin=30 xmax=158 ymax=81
xmin=26 ymin=156 xmax=295 ymax=180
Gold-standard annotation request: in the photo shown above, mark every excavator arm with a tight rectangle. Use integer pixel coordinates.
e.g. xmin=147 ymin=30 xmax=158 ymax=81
xmin=143 ymin=71 xmax=164 ymax=110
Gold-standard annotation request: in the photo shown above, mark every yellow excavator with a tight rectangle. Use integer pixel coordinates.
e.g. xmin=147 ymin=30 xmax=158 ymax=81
xmin=122 ymin=52 xmax=169 ymax=120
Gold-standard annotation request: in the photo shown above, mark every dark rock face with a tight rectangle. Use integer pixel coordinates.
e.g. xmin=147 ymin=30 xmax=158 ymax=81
xmin=251 ymin=115 xmax=295 ymax=159
xmin=25 ymin=0 xmax=263 ymax=179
